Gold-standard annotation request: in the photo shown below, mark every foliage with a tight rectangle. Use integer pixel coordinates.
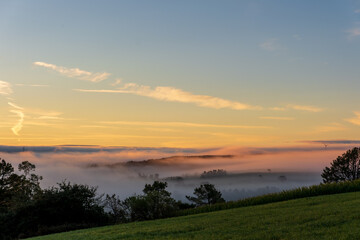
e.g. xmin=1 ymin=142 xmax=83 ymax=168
xmin=200 ymin=169 xmax=227 ymax=178
xmin=0 ymin=158 xmax=109 ymax=240
xmin=322 ymin=147 xmax=360 ymax=183
xmin=0 ymin=159 xmax=42 ymax=211
xmin=186 ymin=183 xmax=225 ymax=206
xmin=105 ymin=181 xmax=179 ymax=222
xmin=5 ymin=153 xmax=360 ymax=239
xmin=27 ymin=191 xmax=360 ymax=240
xmin=1 ymin=181 xmax=109 ymax=239
xmin=104 ymin=194 xmax=128 ymax=223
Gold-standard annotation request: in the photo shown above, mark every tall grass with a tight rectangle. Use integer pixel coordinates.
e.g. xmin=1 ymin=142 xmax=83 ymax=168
xmin=177 ymin=179 xmax=360 ymax=216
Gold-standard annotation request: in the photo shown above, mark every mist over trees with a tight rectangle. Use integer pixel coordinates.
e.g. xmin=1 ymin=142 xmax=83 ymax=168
xmin=105 ymin=181 xmax=180 ymax=223
xmin=0 ymin=159 xmax=42 ymax=212
xmin=186 ymin=184 xmax=225 ymax=206
xmin=0 ymin=158 xmax=109 ymax=239
xmin=0 ymin=158 xmax=225 ymax=239
xmin=4 ymin=146 xmax=360 ymax=239
xmin=200 ymin=169 xmax=227 ymax=178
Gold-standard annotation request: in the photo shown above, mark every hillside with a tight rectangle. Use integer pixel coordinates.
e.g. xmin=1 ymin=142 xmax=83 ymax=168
xmin=28 ymin=191 xmax=360 ymax=240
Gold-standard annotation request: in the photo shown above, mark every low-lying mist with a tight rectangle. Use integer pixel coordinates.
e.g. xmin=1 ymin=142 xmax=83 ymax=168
xmin=0 ymin=144 xmax=349 ymax=201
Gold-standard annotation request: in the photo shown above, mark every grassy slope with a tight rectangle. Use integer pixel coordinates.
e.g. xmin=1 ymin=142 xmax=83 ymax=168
xmin=28 ymin=191 xmax=360 ymax=240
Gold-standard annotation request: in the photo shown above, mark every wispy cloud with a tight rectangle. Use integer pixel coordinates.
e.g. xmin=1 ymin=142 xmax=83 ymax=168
xmin=292 ymin=34 xmax=302 ymax=40
xmin=0 ymin=81 xmax=12 ymax=95
xmin=269 ymin=107 xmax=286 ymax=111
xmin=8 ymin=102 xmax=23 ymax=110
xmin=38 ymin=116 xmax=63 ymax=120
xmin=75 ymin=83 xmax=261 ymax=110
xmin=260 ymin=38 xmax=284 ymax=51
xmin=10 ymin=109 xmax=24 ymax=136
xmin=345 ymin=111 xmax=360 ymax=125
xmin=304 ymin=140 xmax=360 ymax=145
xmin=314 ymin=123 xmax=346 ymax=133
xmin=8 ymin=102 xmax=25 ymax=135
xmin=16 ymin=83 xmax=49 ymax=87
xmin=269 ymin=105 xmax=323 ymax=113
xmin=100 ymin=121 xmax=270 ymax=129
xmin=355 ymin=9 xmax=360 ymax=13
xmin=260 ymin=116 xmax=294 ymax=120
xmin=347 ymin=28 xmax=360 ymax=39
xmin=0 ymin=84 xmax=24 ymax=135
xmin=34 ymin=61 xmax=110 ymax=83
xmin=287 ymin=104 xmax=323 ymax=112
xmin=111 ymin=78 xmax=123 ymax=86
xmin=0 ymin=145 xmax=207 ymax=154
xmin=25 ymin=109 xmax=64 ymax=121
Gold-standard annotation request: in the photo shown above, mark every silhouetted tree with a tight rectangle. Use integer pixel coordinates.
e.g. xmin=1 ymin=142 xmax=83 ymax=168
xmin=200 ymin=169 xmax=227 ymax=178
xmin=104 ymin=194 xmax=128 ymax=223
xmin=0 ymin=159 xmax=15 ymax=210
xmin=142 ymin=181 xmax=178 ymax=219
xmin=186 ymin=183 xmax=225 ymax=206
xmin=8 ymin=181 xmax=109 ymax=238
xmin=106 ymin=181 xmax=180 ymax=222
xmin=322 ymin=147 xmax=360 ymax=183
xmin=278 ymin=175 xmax=287 ymax=182
xmin=0 ymin=159 xmax=42 ymax=211
xmin=0 ymin=158 xmax=109 ymax=239
xmin=122 ymin=181 xmax=178 ymax=221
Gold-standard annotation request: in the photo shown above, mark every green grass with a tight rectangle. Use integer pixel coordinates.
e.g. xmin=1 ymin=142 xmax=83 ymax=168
xmin=177 ymin=179 xmax=360 ymax=216
xmin=28 ymin=191 xmax=360 ymax=240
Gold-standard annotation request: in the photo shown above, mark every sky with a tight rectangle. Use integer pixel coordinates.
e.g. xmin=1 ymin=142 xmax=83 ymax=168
xmin=1 ymin=0 xmax=360 ymax=152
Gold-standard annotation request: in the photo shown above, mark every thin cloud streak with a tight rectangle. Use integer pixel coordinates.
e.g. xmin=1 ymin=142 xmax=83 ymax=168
xmin=38 ymin=116 xmax=63 ymax=120
xmin=345 ymin=111 xmax=360 ymax=125
xmin=303 ymin=140 xmax=360 ymax=145
xmin=8 ymin=102 xmax=24 ymax=110
xmin=75 ymin=83 xmax=261 ymax=111
xmin=314 ymin=123 xmax=346 ymax=133
xmin=270 ymin=107 xmax=286 ymax=111
xmin=260 ymin=38 xmax=279 ymax=51
xmin=347 ymin=28 xmax=360 ymax=39
xmin=0 ymin=81 xmax=12 ymax=95
xmin=1 ymin=84 xmax=24 ymax=136
xmin=100 ymin=120 xmax=271 ymax=129
xmin=287 ymin=104 xmax=323 ymax=112
xmin=260 ymin=38 xmax=285 ymax=52
xmin=10 ymin=109 xmax=24 ymax=135
xmin=16 ymin=84 xmax=49 ymax=87
xmin=34 ymin=61 xmax=110 ymax=83
xmin=260 ymin=116 xmax=294 ymax=120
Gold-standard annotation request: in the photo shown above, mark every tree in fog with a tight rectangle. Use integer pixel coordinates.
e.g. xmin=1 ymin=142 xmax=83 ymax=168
xmin=106 ymin=181 xmax=179 ymax=222
xmin=186 ymin=183 xmax=225 ymax=206
xmin=322 ymin=147 xmax=360 ymax=183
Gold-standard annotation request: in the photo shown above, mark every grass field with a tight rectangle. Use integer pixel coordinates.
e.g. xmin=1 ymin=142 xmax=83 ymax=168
xmin=28 ymin=191 xmax=360 ymax=240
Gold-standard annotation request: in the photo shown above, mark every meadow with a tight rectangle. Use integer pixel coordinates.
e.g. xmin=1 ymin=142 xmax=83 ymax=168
xmin=28 ymin=191 xmax=360 ymax=240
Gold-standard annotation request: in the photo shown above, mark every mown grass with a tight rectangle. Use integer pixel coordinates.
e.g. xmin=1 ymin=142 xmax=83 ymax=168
xmin=28 ymin=191 xmax=360 ymax=240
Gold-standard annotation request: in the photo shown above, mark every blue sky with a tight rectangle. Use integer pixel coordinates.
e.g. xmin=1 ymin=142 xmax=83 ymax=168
xmin=1 ymin=1 xmax=360 ymax=148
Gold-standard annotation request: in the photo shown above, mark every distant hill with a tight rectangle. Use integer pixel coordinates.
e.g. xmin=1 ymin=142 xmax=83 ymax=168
xmin=87 ymin=154 xmax=234 ymax=169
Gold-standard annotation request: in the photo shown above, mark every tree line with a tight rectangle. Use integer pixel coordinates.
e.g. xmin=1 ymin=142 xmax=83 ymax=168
xmin=1 ymin=147 xmax=359 ymax=239
xmin=0 ymin=159 xmax=224 ymax=239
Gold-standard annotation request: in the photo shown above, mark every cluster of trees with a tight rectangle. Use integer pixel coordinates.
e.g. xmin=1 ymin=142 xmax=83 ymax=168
xmin=104 ymin=181 xmax=225 ymax=223
xmin=0 ymin=159 xmax=110 ymax=239
xmin=0 ymin=159 xmax=225 ymax=239
xmin=1 ymin=147 xmax=359 ymax=239
xmin=200 ymin=169 xmax=227 ymax=178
